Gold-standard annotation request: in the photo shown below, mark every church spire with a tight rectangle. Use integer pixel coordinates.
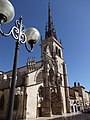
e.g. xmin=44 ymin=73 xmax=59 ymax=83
xmin=48 ymin=0 xmax=52 ymax=35
xmin=45 ymin=0 xmax=57 ymax=40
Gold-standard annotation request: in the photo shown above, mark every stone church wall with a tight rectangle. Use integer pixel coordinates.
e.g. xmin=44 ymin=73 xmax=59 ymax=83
xmin=26 ymin=83 xmax=43 ymax=118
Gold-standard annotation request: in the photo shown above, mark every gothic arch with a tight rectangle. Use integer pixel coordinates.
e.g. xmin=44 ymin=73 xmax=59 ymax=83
xmin=49 ymin=68 xmax=55 ymax=86
xmin=35 ymin=70 xmax=43 ymax=83
xmin=38 ymin=85 xmax=44 ymax=98
xmin=51 ymin=91 xmax=63 ymax=115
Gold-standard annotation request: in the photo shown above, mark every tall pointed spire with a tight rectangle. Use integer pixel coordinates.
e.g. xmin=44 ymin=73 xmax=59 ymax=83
xmin=45 ymin=0 xmax=57 ymax=40
xmin=48 ymin=0 xmax=52 ymax=34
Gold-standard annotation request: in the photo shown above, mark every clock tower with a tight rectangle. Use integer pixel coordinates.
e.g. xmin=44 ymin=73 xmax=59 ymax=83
xmin=40 ymin=0 xmax=70 ymax=117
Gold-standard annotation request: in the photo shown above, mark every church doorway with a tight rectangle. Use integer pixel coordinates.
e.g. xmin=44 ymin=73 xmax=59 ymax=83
xmin=51 ymin=92 xmax=62 ymax=115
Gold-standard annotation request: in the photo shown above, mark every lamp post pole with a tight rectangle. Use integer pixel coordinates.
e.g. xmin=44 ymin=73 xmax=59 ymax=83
xmin=7 ymin=17 xmax=22 ymax=120
xmin=7 ymin=40 xmax=20 ymax=120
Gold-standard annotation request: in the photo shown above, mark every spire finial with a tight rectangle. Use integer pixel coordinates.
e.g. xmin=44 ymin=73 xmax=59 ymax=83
xmin=45 ymin=0 xmax=58 ymax=40
xmin=48 ymin=0 xmax=52 ymax=33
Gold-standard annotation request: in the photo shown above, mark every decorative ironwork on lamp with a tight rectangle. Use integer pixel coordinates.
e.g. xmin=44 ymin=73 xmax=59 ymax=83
xmin=0 ymin=0 xmax=40 ymax=120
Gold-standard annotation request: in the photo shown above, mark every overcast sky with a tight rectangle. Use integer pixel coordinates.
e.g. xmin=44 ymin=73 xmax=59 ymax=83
xmin=0 ymin=0 xmax=90 ymax=91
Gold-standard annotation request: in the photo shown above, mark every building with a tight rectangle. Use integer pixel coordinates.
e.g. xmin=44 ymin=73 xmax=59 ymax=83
xmin=70 ymin=82 xmax=90 ymax=112
xmin=69 ymin=87 xmax=83 ymax=112
xmin=88 ymin=92 xmax=90 ymax=108
xmin=0 ymin=1 xmax=70 ymax=119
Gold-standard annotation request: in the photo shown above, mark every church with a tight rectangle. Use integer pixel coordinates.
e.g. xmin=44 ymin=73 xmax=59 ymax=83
xmin=0 ymin=1 xmax=70 ymax=119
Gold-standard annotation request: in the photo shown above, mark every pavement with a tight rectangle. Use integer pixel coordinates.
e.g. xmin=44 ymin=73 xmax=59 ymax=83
xmin=20 ymin=112 xmax=82 ymax=120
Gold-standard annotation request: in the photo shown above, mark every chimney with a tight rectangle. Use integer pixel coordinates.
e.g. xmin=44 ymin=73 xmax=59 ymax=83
xmin=78 ymin=82 xmax=80 ymax=86
xmin=74 ymin=82 xmax=76 ymax=87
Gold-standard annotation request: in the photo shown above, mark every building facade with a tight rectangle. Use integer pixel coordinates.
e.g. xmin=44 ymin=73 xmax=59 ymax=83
xmin=69 ymin=87 xmax=83 ymax=113
xmin=0 ymin=1 xmax=71 ymax=119
xmin=69 ymin=82 xmax=90 ymax=113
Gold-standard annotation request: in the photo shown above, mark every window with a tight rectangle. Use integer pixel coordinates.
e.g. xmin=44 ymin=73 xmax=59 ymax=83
xmin=59 ymin=49 xmax=61 ymax=58
xmin=0 ymin=94 xmax=4 ymax=110
xmin=58 ymin=74 xmax=62 ymax=85
xmin=14 ymin=95 xmax=19 ymax=110
xmin=38 ymin=86 xmax=44 ymax=97
xmin=56 ymin=47 xmax=61 ymax=58
xmin=56 ymin=47 xmax=58 ymax=55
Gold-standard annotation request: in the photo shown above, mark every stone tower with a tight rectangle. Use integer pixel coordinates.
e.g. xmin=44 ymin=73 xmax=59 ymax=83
xmin=40 ymin=0 xmax=70 ymax=117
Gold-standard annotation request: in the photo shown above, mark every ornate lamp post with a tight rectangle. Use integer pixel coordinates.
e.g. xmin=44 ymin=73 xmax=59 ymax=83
xmin=0 ymin=0 xmax=40 ymax=120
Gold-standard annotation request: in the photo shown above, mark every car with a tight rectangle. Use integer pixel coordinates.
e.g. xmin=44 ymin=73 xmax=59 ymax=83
xmin=82 ymin=108 xmax=90 ymax=113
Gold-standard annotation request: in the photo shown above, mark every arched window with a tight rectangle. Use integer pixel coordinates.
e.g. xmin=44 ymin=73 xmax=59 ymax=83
xmin=49 ymin=68 xmax=55 ymax=85
xmin=58 ymin=49 xmax=61 ymax=58
xmin=58 ymin=74 xmax=62 ymax=85
xmin=56 ymin=47 xmax=61 ymax=58
xmin=56 ymin=47 xmax=58 ymax=55
xmin=14 ymin=95 xmax=19 ymax=110
xmin=38 ymin=86 xmax=44 ymax=97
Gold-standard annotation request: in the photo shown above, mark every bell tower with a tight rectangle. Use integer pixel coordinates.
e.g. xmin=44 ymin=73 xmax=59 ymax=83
xmin=40 ymin=0 xmax=70 ymax=117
